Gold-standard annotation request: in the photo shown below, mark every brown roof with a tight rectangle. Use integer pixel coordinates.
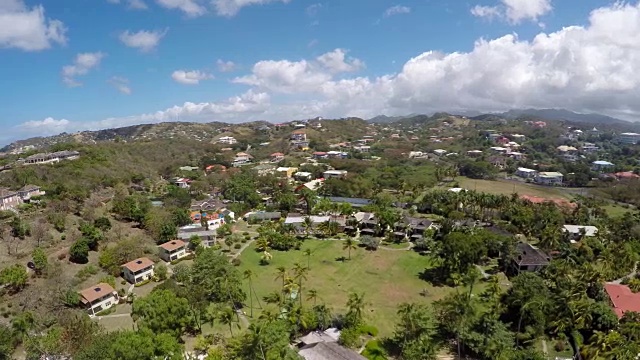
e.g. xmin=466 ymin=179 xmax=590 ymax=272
xmin=0 ymin=188 xmax=18 ymax=198
xmin=271 ymin=152 xmax=284 ymax=156
xmin=122 ymin=257 xmax=154 ymax=272
xmin=78 ymin=283 xmax=116 ymax=304
xmin=604 ymin=283 xmax=640 ymax=318
xmin=19 ymin=184 xmax=40 ymax=192
xmin=159 ymin=240 xmax=186 ymax=252
xmin=292 ymin=130 xmax=306 ymax=134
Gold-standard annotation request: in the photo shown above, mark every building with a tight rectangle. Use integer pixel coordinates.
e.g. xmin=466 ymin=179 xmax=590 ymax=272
xmin=254 ymin=164 xmax=277 ymax=176
xmin=270 ymin=152 xmax=285 ymax=162
xmin=323 ymin=170 xmax=348 ymax=179
xmin=327 ymin=197 xmax=372 ymax=208
xmin=291 ymin=130 xmax=307 ymax=141
xmin=298 ymin=328 xmax=341 ymax=347
xmin=511 ymin=243 xmax=550 ymax=273
xmin=298 ymin=342 xmax=367 ymax=360
xmin=121 ymin=257 xmax=155 ymax=284
xmin=535 ymin=172 xmax=563 ymax=186
xmin=466 ymin=150 xmax=482 ymax=157
xmin=515 ymin=167 xmax=537 ymax=179
xmin=217 ymin=136 xmax=237 ymax=145
xmin=21 ymin=150 xmax=80 ymax=166
xmin=592 ymin=160 xmax=614 ymax=172
xmin=409 ymin=151 xmax=425 ymax=158
xmin=433 ymin=149 xmax=447 ymax=156
xmin=294 ymin=172 xmax=313 ymax=181
xmin=179 ymin=166 xmax=199 ymax=172
xmin=0 ymin=188 xmax=22 ymax=211
xmin=18 ymin=185 xmax=45 ymax=201
xmin=581 ymin=143 xmax=599 ymax=153
xmin=173 ymin=178 xmax=191 ymax=189
xmin=327 ymin=151 xmax=348 ymax=159
xmin=159 ymin=240 xmax=188 ymax=262
xmin=618 ymin=132 xmax=640 ymax=145
xmin=245 ymin=211 xmax=282 ymax=222
xmin=562 ymin=225 xmax=598 ymax=240
xmin=79 ymin=283 xmax=118 ymax=317
xmin=313 ymin=152 xmax=328 ymax=159
xmin=352 ymin=145 xmax=370 ymax=153
xmin=276 ymin=167 xmax=298 ymax=178
xmin=232 ymin=152 xmax=252 ymax=166
xmin=604 ymin=283 xmax=640 ymax=318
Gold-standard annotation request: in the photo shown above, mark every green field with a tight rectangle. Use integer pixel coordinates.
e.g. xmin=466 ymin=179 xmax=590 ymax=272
xmin=237 ymin=240 xmax=449 ymax=337
xmin=455 ymin=177 xmax=574 ymax=200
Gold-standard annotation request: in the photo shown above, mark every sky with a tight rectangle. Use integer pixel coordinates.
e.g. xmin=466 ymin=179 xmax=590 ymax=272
xmin=0 ymin=0 xmax=637 ymax=144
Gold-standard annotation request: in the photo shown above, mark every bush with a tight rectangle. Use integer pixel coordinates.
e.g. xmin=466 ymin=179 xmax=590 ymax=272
xmin=134 ymin=279 xmax=151 ymax=287
xmin=362 ymin=340 xmax=387 ymax=360
xmin=155 ymin=263 xmax=168 ymax=280
xmin=69 ymin=239 xmax=90 ymax=264
xmin=95 ymin=307 xmax=115 ymax=316
xmin=241 ymin=239 xmax=247 ymax=244
xmin=242 ymin=232 xmax=249 ymax=236
xmin=76 ymin=265 xmax=99 ymax=281
xmin=231 ymin=258 xmax=241 ymax=266
xmin=170 ymin=253 xmax=194 ymax=265
xmin=358 ymin=324 xmax=379 ymax=337
xmin=121 ymin=280 xmax=127 ymax=285
xmin=339 ymin=326 xmax=361 ymax=348
xmin=233 ymin=243 xmax=242 ymax=249
xmin=100 ymin=275 xmax=116 ymax=288
xmin=554 ymin=340 xmax=567 ymax=352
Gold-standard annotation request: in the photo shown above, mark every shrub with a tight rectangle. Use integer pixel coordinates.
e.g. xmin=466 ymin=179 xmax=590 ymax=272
xmin=554 ymin=340 xmax=566 ymax=352
xmin=242 ymin=232 xmax=249 ymax=236
xmin=134 ymin=279 xmax=151 ymax=287
xmin=69 ymin=239 xmax=90 ymax=264
xmin=362 ymin=340 xmax=387 ymax=360
xmin=358 ymin=324 xmax=379 ymax=337
xmin=100 ymin=275 xmax=116 ymax=288
xmin=155 ymin=263 xmax=168 ymax=280
xmin=231 ymin=258 xmax=241 ymax=266
xmin=241 ymin=239 xmax=247 ymax=244
xmin=338 ymin=326 xmax=361 ymax=348
xmin=121 ymin=280 xmax=127 ymax=285
xmin=233 ymin=243 xmax=242 ymax=249
xmin=76 ymin=265 xmax=99 ymax=281
xmin=95 ymin=307 xmax=115 ymax=316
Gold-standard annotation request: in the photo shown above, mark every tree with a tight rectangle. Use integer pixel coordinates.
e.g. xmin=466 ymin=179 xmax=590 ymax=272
xmin=304 ymin=248 xmax=313 ymax=269
xmin=189 ymin=248 xmax=245 ymax=305
xmin=132 ymin=289 xmax=190 ymax=339
xmin=302 ymin=217 xmax=314 ymax=238
xmin=343 ymin=237 xmax=357 ymax=260
xmin=75 ymin=329 xmax=183 ymax=360
xmin=155 ymin=262 xmax=168 ymax=280
xmin=10 ymin=216 xmax=30 ymax=240
xmin=307 ymin=289 xmax=319 ymax=306
xmin=0 ymin=265 xmax=28 ymax=292
xmin=218 ymin=306 xmax=240 ymax=336
xmin=32 ymin=247 xmax=48 ymax=275
xmin=299 ymin=187 xmax=317 ymax=215
xmin=69 ymin=238 xmax=90 ymax=264
xmin=360 ymin=235 xmax=380 ymax=251
xmin=0 ymin=324 xmax=16 ymax=360
xmin=345 ymin=292 xmax=366 ymax=328
xmin=244 ymin=269 xmax=261 ymax=318
xmin=275 ymin=266 xmax=287 ymax=297
xmin=293 ymin=262 xmax=308 ymax=307
xmin=94 ymin=216 xmax=112 ymax=231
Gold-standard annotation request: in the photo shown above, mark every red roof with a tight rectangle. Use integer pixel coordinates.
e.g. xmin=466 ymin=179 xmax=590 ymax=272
xmin=271 ymin=152 xmax=284 ymax=157
xmin=313 ymin=152 xmax=327 ymax=155
xmin=604 ymin=283 xmax=640 ymax=318
xmin=292 ymin=130 xmax=306 ymax=134
xmin=614 ymin=171 xmax=640 ymax=179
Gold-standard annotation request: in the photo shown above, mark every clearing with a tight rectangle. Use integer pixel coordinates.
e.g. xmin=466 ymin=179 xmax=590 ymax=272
xmin=455 ymin=177 xmax=574 ymax=200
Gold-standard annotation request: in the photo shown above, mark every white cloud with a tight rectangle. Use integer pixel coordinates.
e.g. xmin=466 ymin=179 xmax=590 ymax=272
xmin=62 ymin=52 xmax=106 ymax=87
xmin=216 ymin=59 xmax=236 ymax=72
xmin=471 ymin=0 xmax=552 ymax=24
xmin=119 ymin=29 xmax=167 ymax=52
xmin=20 ymin=117 xmax=70 ymax=130
xmin=155 ymin=0 xmax=207 ymax=16
xmin=107 ymin=0 xmax=148 ymax=9
xmin=306 ymin=3 xmax=322 ymax=17
xmin=108 ymin=76 xmax=132 ymax=94
xmin=384 ymin=5 xmax=411 ymax=18
xmin=212 ymin=0 xmax=290 ymax=17
xmin=171 ymin=70 xmax=214 ymax=85
xmin=0 ymin=0 xmax=67 ymax=51
xmin=317 ymin=48 xmax=364 ymax=73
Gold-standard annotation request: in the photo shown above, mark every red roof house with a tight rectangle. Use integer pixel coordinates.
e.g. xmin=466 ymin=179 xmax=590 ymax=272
xmin=604 ymin=283 xmax=640 ymax=318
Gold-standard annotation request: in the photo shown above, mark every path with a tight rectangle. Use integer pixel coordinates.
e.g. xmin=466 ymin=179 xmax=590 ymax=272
xmin=542 ymin=339 xmax=549 ymax=359
xmin=229 ymin=231 xmax=258 ymax=260
xmin=96 ymin=313 xmax=132 ymax=320
xmin=612 ymin=262 xmax=638 ymax=284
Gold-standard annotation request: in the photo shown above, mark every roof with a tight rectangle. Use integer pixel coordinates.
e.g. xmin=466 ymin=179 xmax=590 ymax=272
xmin=313 ymin=152 xmax=327 ymax=155
xmin=604 ymin=283 xmax=640 ymax=318
xmin=593 ymin=160 xmax=614 ymax=166
xmin=513 ymin=243 xmax=550 ymax=267
xmin=517 ymin=167 xmax=537 ymax=173
xmin=327 ymin=197 xmax=372 ymax=207
xmin=292 ymin=130 xmax=306 ymax=134
xmin=285 ymin=215 xmax=330 ymax=224
xmin=159 ymin=240 xmax=186 ymax=252
xmin=271 ymin=152 xmax=284 ymax=156
xmin=122 ymin=257 xmax=154 ymax=272
xmin=246 ymin=211 xmax=282 ymax=220
xmin=78 ymin=283 xmax=116 ymax=304
xmin=295 ymin=171 xmax=312 ymax=177
xmin=298 ymin=342 xmax=367 ymax=360
xmin=19 ymin=184 xmax=40 ymax=192
xmin=538 ymin=172 xmax=563 ymax=177
xmin=324 ymin=170 xmax=347 ymax=175
xmin=562 ymin=225 xmax=598 ymax=237
xmin=614 ymin=171 xmax=640 ymax=179
xmin=299 ymin=331 xmax=339 ymax=345
xmin=0 ymin=188 xmax=18 ymax=198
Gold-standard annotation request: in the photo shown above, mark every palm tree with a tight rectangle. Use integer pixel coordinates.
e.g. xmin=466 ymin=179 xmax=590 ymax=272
xmin=274 ymin=266 xmax=287 ymax=301
xmin=304 ymin=248 xmax=312 ymax=269
xmin=343 ymin=237 xmax=357 ymax=260
xmin=307 ymin=289 xmax=319 ymax=306
xmin=243 ymin=269 xmax=261 ymax=317
xmin=302 ymin=216 xmax=314 ymax=238
xmin=255 ymin=237 xmax=270 ymax=252
xmin=219 ymin=306 xmax=239 ymax=336
xmin=293 ymin=262 xmax=309 ymax=307
xmin=346 ymin=292 xmax=366 ymax=327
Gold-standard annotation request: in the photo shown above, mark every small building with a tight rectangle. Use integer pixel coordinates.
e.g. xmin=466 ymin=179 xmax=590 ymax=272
xmin=562 ymin=225 xmax=598 ymax=240
xmin=618 ymin=132 xmax=640 ymax=145
xmin=0 ymin=188 xmax=22 ymax=210
xmin=512 ymin=134 xmax=526 ymax=141
xmin=408 ymin=151 xmax=425 ymax=158
xmin=327 ymin=151 xmax=348 ymax=159
xmin=466 ymin=150 xmax=482 ymax=157
xmin=352 ymin=145 xmax=370 ymax=153
xmin=592 ymin=160 xmax=614 ymax=172
xmin=276 ymin=167 xmax=298 ymax=179
xmin=298 ymin=342 xmax=366 ymax=360
xmin=581 ymin=143 xmax=599 ymax=153
xmin=511 ymin=243 xmax=550 ymax=273
xmin=313 ymin=152 xmax=328 ymax=159
xmin=299 ymin=179 xmax=324 ymax=191
xmin=179 ymin=166 xmax=200 ymax=172
xmin=557 ymin=145 xmax=578 ymax=153
xmin=323 ymin=170 xmax=348 ymax=179
xmin=270 ymin=152 xmax=285 ymax=162
xmin=294 ymin=172 xmax=313 ymax=181
xmin=245 ymin=211 xmax=282 ymax=222
xmin=515 ymin=167 xmax=537 ymax=179
xmin=327 ymin=197 xmax=372 ymax=208
xmin=535 ymin=172 xmax=563 ymax=186
xmin=291 ymin=130 xmax=307 ymax=141
xmin=79 ymin=283 xmax=118 ymax=317
xmin=121 ymin=257 xmax=155 ymax=284
xmin=159 ymin=240 xmax=188 ymax=262
xmin=604 ymin=283 xmax=640 ymax=318
xmin=433 ymin=149 xmax=447 ymax=156
xmin=173 ymin=178 xmax=191 ymax=189
xmin=18 ymin=185 xmax=45 ymax=201
xmin=217 ymin=136 xmax=237 ymax=145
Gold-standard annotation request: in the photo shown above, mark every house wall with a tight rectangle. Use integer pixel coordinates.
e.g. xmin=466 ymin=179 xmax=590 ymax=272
xmin=160 ymin=247 xmax=187 ymax=262
xmin=536 ymin=176 xmax=562 ymax=185
xmin=0 ymin=195 xmax=22 ymax=210
xmin=123 ymin=266 xmax=154 ymax=284
xmin=86 ymin=294 xmax=117 ymax=317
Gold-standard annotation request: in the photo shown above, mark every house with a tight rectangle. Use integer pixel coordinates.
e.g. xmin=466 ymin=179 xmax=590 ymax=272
xmin=159 ymin=240 xmax=188 ymax=262
xmin=508 ymin=151 xmax=525 ymax=160
xmin=79 ymin=283 xmax=118 ymax=317
xmin=173 ymin=178 xmax=191 ymax=189
xmin=178 ymin=227 xmax=218 ymax=247
xmin=408 ymin=151 xmax=425 ymax=158
xmin=284 ymin=214 xmax=331 ymax=226
xmin=294 ymin=172 xmax=313 ymax=181
xmin=299 ymin=179 xmax=324 ymax=191
xmin=254 ymin=164 xmax=277 ymax=176
xmin=291 ymin=130 xmax=307 ymax=141
xmin=327 ymin=197 xmax=372 ymax=208
xmin=562 ymin=225 xmax=598 ymax=240
xmin=612 ymin=171 xmax=640 ymax=180
xmin=433 ymin=149 xmax=447 ymax=156
xmin=323 ymin=170 xmax=348 ymax=179
xmin=618 ymin=132 xmax=640 ymax=145
xmin=592 ymin=160 xmax=614 ymax=172
xmin=581 ymin=143 xmax=599 ymax=153
xmin=535 ymin=172 xmax=563 ymax=186
xmin=327 ymin=151 xmax=348 ymax=159
xmin=233 ymin=152 xmax=252 ymax=166
xmin=512 ymin=134 xmax=526 ymax=141
xmin=298 ymin=342 xmax=367 ymax=360
xmin=511 ymin=243 xmax=550 ymax=273
xmin=276 ymin=167 xmax=298 ymax=178
xmin=604 ymin=283 xmax=640 ymax=318
xmin=0 ymin=188 xmax=22 ymax=211
xmin=313 ymin=152 xmax=328 ymax=159
xmin=298 ymin=328 xmax=341 ymax=347
xmin=270 ymin=152 xmax=285 ymax=162
xmin=515 ymin=167 xmax=537 ymax=179
xmin=352 ymin=145 xmax=370 ymax=153
xmin=557 ymin=145 xmax=578 ymax=153
xmin=395 ymin=216 xmax=434 ymax=241
xmin=17 ymin=185 xmax=45 ymax=201
xmin=245 ymin=211 xmax=282 ymax=222
xmin=121 ymin=257 xmax=154 ymax=284
xmin=466 ymin=150 xmax=482 ymax=157
xmin=217 ymin=136 xmax=237 ymax=145
xmin=489 ymin=146 xmax=508 ymax=154
xmin=179 ymin=166 xmax=200 ymax=172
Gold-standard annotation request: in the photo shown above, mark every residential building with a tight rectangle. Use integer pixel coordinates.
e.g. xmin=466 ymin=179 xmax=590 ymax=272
xmin=394 ymin=216 xmax=434 ymax=241
xmin=298 ymin=328 xmax=341 ymax=347
xmin=79 ymin=283 xmax=118 ymax=317
xmin=511 ymin=243 xmax=550 ymax=273
xmin=327 ymin=197 xmax=372 ymax=208
xmin=466 ymin=150 xmax=482 ymax=157
xmin=512 ymin=134 xmax=526 ymax=141
xmin=581 ymin=143 xmax=599 ymax=153
xmin=18 ymin=185 xmax=45 ymax=201
xmin=179 ymin=166 xmax=199 ymax=172
xmin=276 ymin=167 xmax=298 ymax=178
xmin=509 ymin=151 xmax=525 ymax=160
xmin=291 ymin=130 xmax=307 ymax=141
xmin=618 ymin=132 xmax=640 ymax=145
xmin=270 ymin=152 xmax=285 ymax=162
xmin=604 ymin=283 xmax=640 ymax=318
xmin=535 ymin=172 xmax=563 ymax=186
xmin=178 ymin=227 xmax=217 ymax=247
xmin=217 ymin=136 xmax=237 ymax=145
xmin=298 ymin=342 xmax=366 ymax=360
xmin=313 ymin=152 xmax=328 ymax=159
xmin=323 ymin=170 xmax=348 ymax=179
xmin=515 ymin=167 xmax=537 ymax=179
xmin=557 ymin=145 xmax=578 ymax=153
xmin=294 ymin=172 xmax=313 ymax=181
xmin=433 ymin=149 xmax=447 ymax=156
xmin=232 ymin=152 xmax=251 ymax=166
xmin=121 ymin=257 xmax=155 ymax=284
xmin=254 ymin=164 xmax=277 ymax=176
xmin=327 ymin=151 xmax=348 ymax=159
xmin=562 ymin=225 xmax=598 ymax=240
xmin=0 ymin=188 xmax=21 ymax=211
xmin=173 ymin=178 xmax=191 ymax=189
xmin=159 ymin=240 xmax=188 ymax=262
xmin=245 ymin=211 xmax=282 ymax=222
xmin=409 ymin=151 xmax=425 ymax=158
xmin=298 ymin=179 xmax=324 ymax=191
xmin=592 ymin=160 xmax=614 ymax=172
xmin=612 ymin=171 xmax=640 ymax=180
xmin=22 ymin=150 xmax=80 ymax=166
xmin=352 ymin=145 xmax=370 ymax=153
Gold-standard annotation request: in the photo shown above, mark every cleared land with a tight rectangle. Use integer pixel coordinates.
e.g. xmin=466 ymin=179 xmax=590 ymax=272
xmin=455 ymin=177 xmax=574 ymax=199
xmin=238 ymin=239 xmax=449 ymax=337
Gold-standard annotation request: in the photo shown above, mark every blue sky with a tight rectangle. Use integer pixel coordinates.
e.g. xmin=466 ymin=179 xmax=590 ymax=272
xmin=0 ymin=0 xmax=635 ymax=144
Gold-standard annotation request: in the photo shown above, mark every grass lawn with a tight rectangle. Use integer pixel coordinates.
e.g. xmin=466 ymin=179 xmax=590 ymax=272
xmin=601 ymin=203 xmax=634 ymax=218
xmin=455 ymin=177 xmax=574 ymax=200
xmin=237 ymin=239 xmax=451 ymax=337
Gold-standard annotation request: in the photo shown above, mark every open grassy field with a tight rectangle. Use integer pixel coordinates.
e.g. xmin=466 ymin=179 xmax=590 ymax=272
xmin=455 ymin=177 xmax=574 ymax=200
xmin=237 ymin=239 xmax=451 ymax=337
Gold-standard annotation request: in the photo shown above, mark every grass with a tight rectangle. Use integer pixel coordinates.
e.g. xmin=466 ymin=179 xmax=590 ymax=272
xmin=601 ymin=203 xmax=634 ymax=218
xmin=237 ymin=239 xmax=451 ymax=337
xmin=455 ymin=177 xmax=574 ymax=200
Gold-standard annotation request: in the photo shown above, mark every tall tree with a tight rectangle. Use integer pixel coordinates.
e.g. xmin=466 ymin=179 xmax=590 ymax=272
xmin=343 ymin=238 xmax=357 ymax=260
xmin=293 ymin=263 xmax=309 ymax=307
xmin=345 ymin=292 xmax=366 ymax=328
xmin=132 ymin=289 xmax=190 ymax=339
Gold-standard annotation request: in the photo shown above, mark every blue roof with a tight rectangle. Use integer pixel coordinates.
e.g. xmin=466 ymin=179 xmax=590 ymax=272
xmin=327 ymin=197 xmax=372 ymax=206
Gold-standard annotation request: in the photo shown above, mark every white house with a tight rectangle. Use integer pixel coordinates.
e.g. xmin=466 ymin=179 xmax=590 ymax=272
xmin=581 ymin=143 xmax=599 ymax=153
xmin=619 ymin=132 xmax=640 ymax=145
xmin=562 ymin=225 xmax=598 ymax=241
xmin=515 ymin=167 xmax=537 ymax=179
xmin=159 ymin=240 xmax=188 ymax=262
xmin=0 ymin=188 xmax=22 ymax=211
xmin=18 ymin=185 xmax=45 ymax=201
xmin=217 ymin=136 xmax=237 ymax=145
xmin=173 ymin=178 xmax=191 ymax=189
xmin=433 ymin=149 xmax=447 ymax=156
xmin=79 ymin=283 xmax=118 ymax=317
xmin=409 ymin=151 xmax=425 ymax=158
xmin=323 ymin=170 xmax=348 ymax=179
xmin=352 ymin=145 xmax=370 ymax=153
xmin=592 ymin=161 xmax=614 ymax=172
xmin=121 ymin=257 xmax=154 ymax=284
xmin=535 ymin=172 xmax=564 ymax=185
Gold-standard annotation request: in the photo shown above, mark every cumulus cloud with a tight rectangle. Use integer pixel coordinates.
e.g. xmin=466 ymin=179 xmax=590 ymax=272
xmin=216 ymin=59 xmax=236 ymax=72
xmin=108 ymin=76 xmax=132 ymax=94
xmin=119 ymin=29 xmax=168 ymax=52
xmin=471 ymin=0 xmax=552 ymax=24
xmin=107 ymin=0 xmax=148 ymax=9
xmin=317 ymin=48 xmax=365 ymax=73
xmin=306 ymin=3 xmax=322 ymax=17
xmin=171 ymin=70 xmax=214 ymax=85
xmin=384 ymin=5 xmax=411 ymax=18
xmin=155 ymin=0 xmax=207 ymax=16
xmin=0 ymin=0 xmax=67 ymax=51
xmin=212 ymin=0 xmax=290 ymax=17
xmin=62 ymin=52 xmax=106 ymax=87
